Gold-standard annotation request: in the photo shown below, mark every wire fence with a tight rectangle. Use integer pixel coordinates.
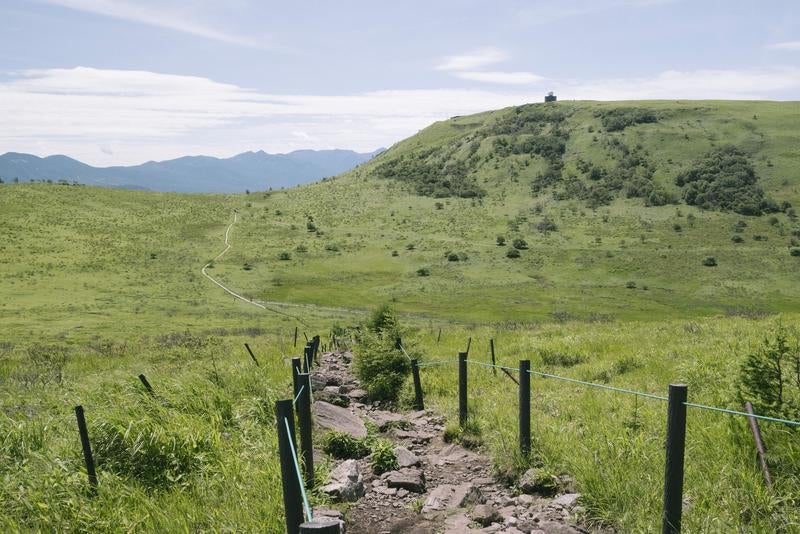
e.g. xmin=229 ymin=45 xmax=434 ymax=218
xmin=417 ymin=356 xmax=800 ymax=427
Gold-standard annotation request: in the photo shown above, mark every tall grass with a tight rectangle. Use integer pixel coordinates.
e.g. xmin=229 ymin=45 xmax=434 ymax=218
xmin=0 ymin=333 xmax=300 ymax=533
xmin=405 ymin=314 xmax=800 ymax=532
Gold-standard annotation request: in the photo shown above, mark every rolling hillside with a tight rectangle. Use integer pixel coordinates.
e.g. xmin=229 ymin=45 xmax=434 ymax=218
xmin=2 ymin=100 xmax=799 ymax=338
xmin=2 ymin=100 xmax=800 ymax=533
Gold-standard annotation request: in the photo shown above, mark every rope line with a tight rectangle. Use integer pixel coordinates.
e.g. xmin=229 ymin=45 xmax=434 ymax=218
xmin=292 ymin=385 xmax=305 ymax=406
xmin=283 ymin=417 xmax=312 ymax=521
xmin=684 ymin=402 xmax=800 ymax=427
xmin=417 ymin=359 xmax=455 ymax=368
xmin=398 ymin=343 xmax=412 ymax=361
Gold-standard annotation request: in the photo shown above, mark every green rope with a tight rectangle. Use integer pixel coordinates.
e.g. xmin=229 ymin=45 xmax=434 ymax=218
xmin=417 ymin=359 xmax=455 ymax=368
xmin=398 ymin=343 xmax=413 ymax=361
xmin=292 ymin=385 xmax=305 ymax=406
xmin=283 ymin=417 xmax=312 ymax=521
xmin=684 ymin=402 xmax=800 ymax=427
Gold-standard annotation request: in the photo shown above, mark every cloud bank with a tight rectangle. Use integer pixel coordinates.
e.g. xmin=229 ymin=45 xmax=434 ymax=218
xmin=1 ymin=66 xmax=798 ymax=166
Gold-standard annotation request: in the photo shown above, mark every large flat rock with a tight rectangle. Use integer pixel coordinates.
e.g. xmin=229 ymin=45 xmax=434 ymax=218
xmin=313 ymin=401 xmax=367 ymax=438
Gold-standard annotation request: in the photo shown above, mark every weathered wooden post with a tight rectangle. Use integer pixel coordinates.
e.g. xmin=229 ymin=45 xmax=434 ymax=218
xmin=74 ymin=405 xmax=98 ymax=491
xmin=138 ymin=374 xmax=154 ymax=396
xmin=294 ymin=326 xmax=298 ymax=347
xmin=662 ymin=384 xmax=687 ymax=534
xmin=744 ymin=401 xmax=772 ymax=488
xmin=490 ymin=338 xmax=496 ymax=376
xmin=411 ymin=359 xmax=424 ymax=410
xmin=437 ymin=327 xmax=442 ymax=343
xmin=303 ymin=345 xmax=311 ymax=373
xmin=244 ymin=343 xmax=260 ymax=366
xmin=459 ymin=351 xmax=468 ymax=427
xmin=276 ymin=399 xmax=303 ymax=534
xmin=519 ymin=360 xmax=531 ymax=456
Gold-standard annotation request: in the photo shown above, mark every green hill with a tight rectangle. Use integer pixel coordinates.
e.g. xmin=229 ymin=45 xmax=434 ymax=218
xmin=2 ymin=100 xmax=800 ymax=533
xmin=2 ymin=100 xmax=799 ymax=340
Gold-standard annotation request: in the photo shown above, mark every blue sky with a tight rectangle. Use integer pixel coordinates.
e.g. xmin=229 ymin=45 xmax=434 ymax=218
xmin=1 ymin=0 xmax=798 ymax=165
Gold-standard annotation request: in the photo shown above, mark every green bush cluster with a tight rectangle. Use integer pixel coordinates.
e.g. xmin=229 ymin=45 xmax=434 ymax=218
xmin=369 ymin=441 xmax=399 ymax=475
xmin=374 ymin=148 xmax=484 ymax=198
xmin=355 ymin=306 xmax=411 ymax=402
xmin=676 ymin=146 xmax=784 ymax=215
xmin=321 ymin=431 xmax=370 ymax=459
xmin=596 ymin=107 xmax=658 ymax=131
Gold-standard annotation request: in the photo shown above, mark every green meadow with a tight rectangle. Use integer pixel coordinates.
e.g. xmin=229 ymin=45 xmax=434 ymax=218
xmin=2 ymin=100 xmax=800 ymax=532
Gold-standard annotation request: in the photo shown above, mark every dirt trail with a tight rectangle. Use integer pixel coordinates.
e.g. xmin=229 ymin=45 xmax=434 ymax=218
xmin=311 ymin=350 xmax=604 ymax=534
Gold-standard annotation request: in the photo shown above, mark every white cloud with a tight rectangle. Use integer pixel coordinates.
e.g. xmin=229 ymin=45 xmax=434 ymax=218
xmin=38 ymin=0 xmax=265 ymax=48
xmin=436 ymin=48 xmax=508 ymax=71
xmin=517 ymin=0 xmax=676 ymax=26
xmin=556 ymin=68 xmax=800 ymax=100
xmin=1 ymin=66 xmax=798 ymax=166
xmin=766 ymin=41 xmax=800 ymax=51
xmin=452 ymin=71 xmax=546 ymax=85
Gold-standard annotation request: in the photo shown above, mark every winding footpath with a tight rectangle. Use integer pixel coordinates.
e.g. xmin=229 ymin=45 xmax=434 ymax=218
xmin=201 ymin=211 xmax=311 ymax=324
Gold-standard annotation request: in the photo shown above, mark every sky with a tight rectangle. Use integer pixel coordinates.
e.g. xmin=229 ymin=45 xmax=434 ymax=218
xmin=0 ymin=0 xmax=799 ymax=166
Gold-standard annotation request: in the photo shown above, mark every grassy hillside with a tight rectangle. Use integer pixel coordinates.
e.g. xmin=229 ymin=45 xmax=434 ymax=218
xmin=1 ymin=100 xmax=800 ymax=532
xmin=213 ymin=100 xmax=800 ymax=324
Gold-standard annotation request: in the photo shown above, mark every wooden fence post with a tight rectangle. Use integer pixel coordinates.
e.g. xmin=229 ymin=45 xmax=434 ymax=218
xmin=276 ymin=399 xmax=303 ymax=534
xmin=74 ymin=405 xmax=98 ymax=491
xmin=411 ymin=359 xmax=424 ymax=410
xmin=244 ymin=343 xmax=260 ymax=366
xmin=294 ymin=326 xmax=298 ymax=347
xmin=138 ymin=374 xmax=154 ymax=396
xmin=744 ymin=401 xmax=772 ymax=488
xmin=490 ymin=338 xmax=496 ymax=376
xmin=519 ymin=360 xmax=530 ymax=456
xmin=662 ymin=384 xmax=687 ymax=534
xmin=437 ymin=328 xmax=441 ymax=343
xmin=458 ymin=351 xmax=468 ymax=427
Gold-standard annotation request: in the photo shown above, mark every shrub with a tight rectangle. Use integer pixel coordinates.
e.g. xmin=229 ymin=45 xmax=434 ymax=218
xmin=295 ymin=244 xmax=307 ymax=253
xmin=536 ymin=217 xmax=558 ymax=234
xmin=512 ymin=238 xmax=528 ymax=250
xmin=325 ymin=243 xmax=339 ymax=252
xmin=391 ymin=250 xmax=399 ymax=257
xmin=625 ymin=281 xmax=637 ymax=289
xmin=447 ymin=253 xmax=460 ymax=262
xmin=673 ymin=224 xmax=682 ymax=232
xmin=736 ymin=325 xmax=800 ymax=420
xmin=370 ymin=441 xmax=398 ymax=474
xmin=416 ymin=267 xmax=431 ymax=276
xmin=790 ymin=248 xmax=800 ymax=257
xmin=597 ymin=107 xmax=658 ymax=131
xmin=278 ymin=252 xmax=291 ymax=260
xmin=676 ymin=146 xmax=780 ymax=215
xmin=496 ymin=235 xmax=506 ymax=246
xmin=356 ymin=306 xmax=411 ymax=402
xmin=702 ymin=256 xmax=717 ymax=267
xmin=321 ymin=432 xmax=370 ymax=459
xmin=731 ymin=235 xmax=744 ymax=243
xmin=506 ymin=249 xmax=521 ymax=259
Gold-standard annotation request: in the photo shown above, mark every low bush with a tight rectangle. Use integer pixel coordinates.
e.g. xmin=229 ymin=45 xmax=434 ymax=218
xmin=506 ymin=249 xmax=521 ymax=259
xmin=370 ymin=441 xmax=398 ymax=474
xmin=702 ymin=256 xmax=718 ymax=267
xmin=321 ymin=432 xmax=370 ymax=459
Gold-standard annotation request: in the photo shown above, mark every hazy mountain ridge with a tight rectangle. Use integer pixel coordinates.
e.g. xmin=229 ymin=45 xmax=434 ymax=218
xmin=0 ymin=148 xmax=383 ymax=192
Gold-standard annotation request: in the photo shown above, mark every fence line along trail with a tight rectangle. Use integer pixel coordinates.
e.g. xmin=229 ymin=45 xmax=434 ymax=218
xmin=200 ymin=211 xmax=310 ymax=325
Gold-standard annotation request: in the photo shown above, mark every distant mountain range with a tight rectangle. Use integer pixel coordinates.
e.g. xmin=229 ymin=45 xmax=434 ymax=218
xmin=0 ymin=149 xmax=384 ymax=192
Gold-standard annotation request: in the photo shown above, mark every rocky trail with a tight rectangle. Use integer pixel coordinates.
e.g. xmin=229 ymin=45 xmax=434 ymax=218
xmin=308 ymin=350 xmax=604 ymax=534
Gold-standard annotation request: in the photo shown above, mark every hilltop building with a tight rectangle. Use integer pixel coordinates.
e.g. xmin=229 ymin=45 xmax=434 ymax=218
xmin=544 ymin=92 xmax=557 ymax=103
